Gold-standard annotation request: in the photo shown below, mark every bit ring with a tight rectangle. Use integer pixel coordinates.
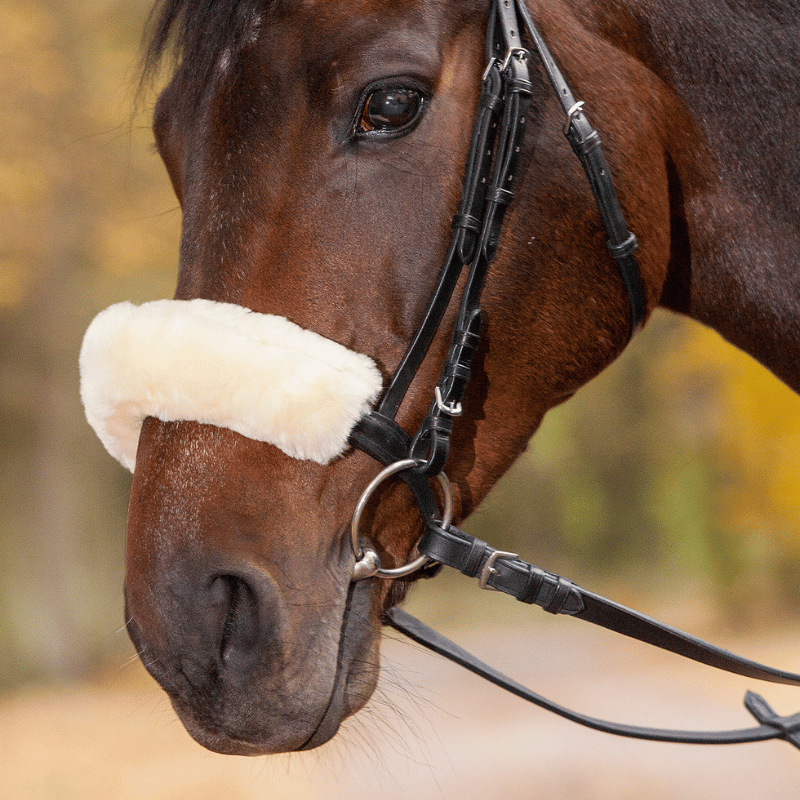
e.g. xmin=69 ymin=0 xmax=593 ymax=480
xmin=351 ymin=459 xmax=453 ymax=580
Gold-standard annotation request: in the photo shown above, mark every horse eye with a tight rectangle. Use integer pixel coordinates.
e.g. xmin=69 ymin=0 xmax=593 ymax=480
xmin=357 ymin=86 xmax=425 ymax=136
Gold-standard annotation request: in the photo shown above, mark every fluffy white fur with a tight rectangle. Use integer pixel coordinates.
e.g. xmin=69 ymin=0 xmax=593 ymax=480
xmin=79 ymin=299 xmax=383 ymax=470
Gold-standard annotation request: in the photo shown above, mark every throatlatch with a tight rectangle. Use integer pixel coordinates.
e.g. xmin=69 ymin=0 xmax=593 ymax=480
xmin=349 ymin=0 xmax=800 ymax=753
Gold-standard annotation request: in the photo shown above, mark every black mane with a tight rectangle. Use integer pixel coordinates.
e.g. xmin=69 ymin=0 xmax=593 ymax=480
xmin=141 ymin=0 xmax=271 ymax=87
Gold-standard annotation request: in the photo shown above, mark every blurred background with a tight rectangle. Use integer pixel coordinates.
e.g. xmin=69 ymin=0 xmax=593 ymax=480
xmin=2 ymin=1 xmax=799 ymax=797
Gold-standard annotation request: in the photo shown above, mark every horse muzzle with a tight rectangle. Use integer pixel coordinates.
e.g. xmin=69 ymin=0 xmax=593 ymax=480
xmin=124 ymin=553 xmax=379 ymax=755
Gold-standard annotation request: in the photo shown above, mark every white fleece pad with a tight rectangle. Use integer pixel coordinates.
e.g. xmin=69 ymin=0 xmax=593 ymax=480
xmin=79 ymin=299 xmax=383 ymax=470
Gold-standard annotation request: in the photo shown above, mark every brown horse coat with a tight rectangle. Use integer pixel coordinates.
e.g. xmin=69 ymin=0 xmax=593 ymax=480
xmin=86 ymin=0 xmax=800 ymax=754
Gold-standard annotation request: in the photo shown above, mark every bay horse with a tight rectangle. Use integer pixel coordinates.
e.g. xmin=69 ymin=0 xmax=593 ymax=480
xmin=80 ymin=0 xmax=800 ymax=756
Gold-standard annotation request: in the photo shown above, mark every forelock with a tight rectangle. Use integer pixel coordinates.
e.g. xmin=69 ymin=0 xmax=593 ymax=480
xmin=140 ymin=0 xmax=274 ymax=88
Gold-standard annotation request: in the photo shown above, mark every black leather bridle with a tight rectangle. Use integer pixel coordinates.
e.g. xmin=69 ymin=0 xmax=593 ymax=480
xmin=348 ymin=0 xmax=800 ymax=752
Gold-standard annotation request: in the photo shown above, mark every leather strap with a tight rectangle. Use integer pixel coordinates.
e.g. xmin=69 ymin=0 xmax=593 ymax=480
xmin=515 ymin=1 xmax=646 ymax=334
xmin=418 ymin=520 xmax=800 ymax=687
xmin=360 ymin=0 xmax=646 ymax=472
xmin=385 ymin=607 xmax=800 ymax=749
xmin=376 ymin=64 xmax=506 ymax=421
xmin=349 ymin=413 xmax=440 ymax=522
xmin=411 ymin=42 xmax=532 ymax=474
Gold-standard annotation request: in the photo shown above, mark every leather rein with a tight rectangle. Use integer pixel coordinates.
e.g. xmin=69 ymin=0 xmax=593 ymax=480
xmin=348 ymin=0 xmax=800 ymax=752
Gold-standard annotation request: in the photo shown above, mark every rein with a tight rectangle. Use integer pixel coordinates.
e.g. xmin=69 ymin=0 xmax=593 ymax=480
xmin=349 ymin=0 xmax=800 ymax=752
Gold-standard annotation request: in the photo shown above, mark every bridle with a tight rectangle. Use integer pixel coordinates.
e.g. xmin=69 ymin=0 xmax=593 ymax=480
xmin=349 ymin=0 xmax=645 ymax=574
xmin=347 ymin=0 xmax=800 ymax=752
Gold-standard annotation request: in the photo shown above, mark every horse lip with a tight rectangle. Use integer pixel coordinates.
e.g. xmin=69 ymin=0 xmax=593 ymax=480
xmin=127 ymin=573 xmax=378 ymax=755
xmin=180 ymin=724 xmax=276 ymax=756
xmin=297 ymin=678 xmax=345 ymax=751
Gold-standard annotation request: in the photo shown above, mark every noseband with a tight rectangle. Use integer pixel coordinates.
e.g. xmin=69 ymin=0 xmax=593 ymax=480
xmin=348 ymin=0 xmax=800 ymax=753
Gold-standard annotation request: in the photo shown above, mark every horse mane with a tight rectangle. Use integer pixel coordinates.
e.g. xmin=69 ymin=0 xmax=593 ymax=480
xmin=140 ymin=0 xmax=274 ymax=88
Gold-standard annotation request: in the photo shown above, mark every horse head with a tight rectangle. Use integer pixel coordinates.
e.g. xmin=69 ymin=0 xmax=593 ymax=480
xmin=81 ymin=0 xmax=688 ymax=754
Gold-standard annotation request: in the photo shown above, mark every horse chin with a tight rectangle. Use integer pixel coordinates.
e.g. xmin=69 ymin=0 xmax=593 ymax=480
xmin=126 ymin=576 xmax=381 ymax=756
xmin=174 ymin=660 xmax=377 ymax=755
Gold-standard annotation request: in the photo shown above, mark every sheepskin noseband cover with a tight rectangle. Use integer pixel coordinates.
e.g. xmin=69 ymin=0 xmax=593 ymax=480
xmin=79 ymin=299 xmax=383 ymax=470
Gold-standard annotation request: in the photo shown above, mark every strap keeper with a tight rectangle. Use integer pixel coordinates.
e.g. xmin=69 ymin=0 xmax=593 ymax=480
xmin=542 ymin=576 xmax=576 ymax=614
xmin=443 ymin=362 xmax=472 ymax=381
xmin=506 ymin=78 xmax=533 ymax=96
xmin=462 ymin=538 xmax=488 ymax=578
xmin=486 ymin=186 xmax=514 ymax=206
xmin=451 ymin=213 xmax=483 ymax=233
xmin=608 ymin=232 xmax=638 ymax=259
xmin=520 ymin=565 xmax=546 ymax=605
xmin=569 ymin=129 xmax=601 ymax=156
xmin=479 ymin=91 xmax=505 ymax=115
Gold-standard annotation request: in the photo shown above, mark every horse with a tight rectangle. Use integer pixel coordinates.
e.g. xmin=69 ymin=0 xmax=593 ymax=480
xmin=79 ymin=0 xmax=800 ymax=756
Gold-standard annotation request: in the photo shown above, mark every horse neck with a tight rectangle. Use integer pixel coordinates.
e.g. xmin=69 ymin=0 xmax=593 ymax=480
xmin=585 ymin=0 xmax=800 ymax=390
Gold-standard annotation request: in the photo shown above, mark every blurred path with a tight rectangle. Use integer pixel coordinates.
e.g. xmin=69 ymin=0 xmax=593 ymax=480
xmin=2 ymin=621 xmax=798 ymax=800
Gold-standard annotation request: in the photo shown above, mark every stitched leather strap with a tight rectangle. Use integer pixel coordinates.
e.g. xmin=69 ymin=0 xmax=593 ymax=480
xmin=385 ymin=608 xmax=800 ymax=749
xmin=417 ymin=520 xmax=800 ymax=686
xmin=376 ymin=64 xmax=506 ymax=421
xmin=364 ymin=0 xmax=646 ymax=472
xmin=515 ymin=0 xmax=646 ymax=334
xmin=409 ymin=14 xmax=533 ymax=474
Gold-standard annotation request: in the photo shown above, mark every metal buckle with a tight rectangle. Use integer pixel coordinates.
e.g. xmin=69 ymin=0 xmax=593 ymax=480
xmin=482 ymin=57 xmax=500 ymax=82
xmin=501 ymin=47 xmax=529 ymax=72
xmin=435 ymin=386 xmax=463 ymax=417
xmin=564 ymin=100 xmax=586 ymax=134
xmin=479 ymin=549 xmax=519 ymax=590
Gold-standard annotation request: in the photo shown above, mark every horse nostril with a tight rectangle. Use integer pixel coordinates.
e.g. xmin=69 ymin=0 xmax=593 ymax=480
xmin=211 ymin=575 xmax=261 ymax=665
